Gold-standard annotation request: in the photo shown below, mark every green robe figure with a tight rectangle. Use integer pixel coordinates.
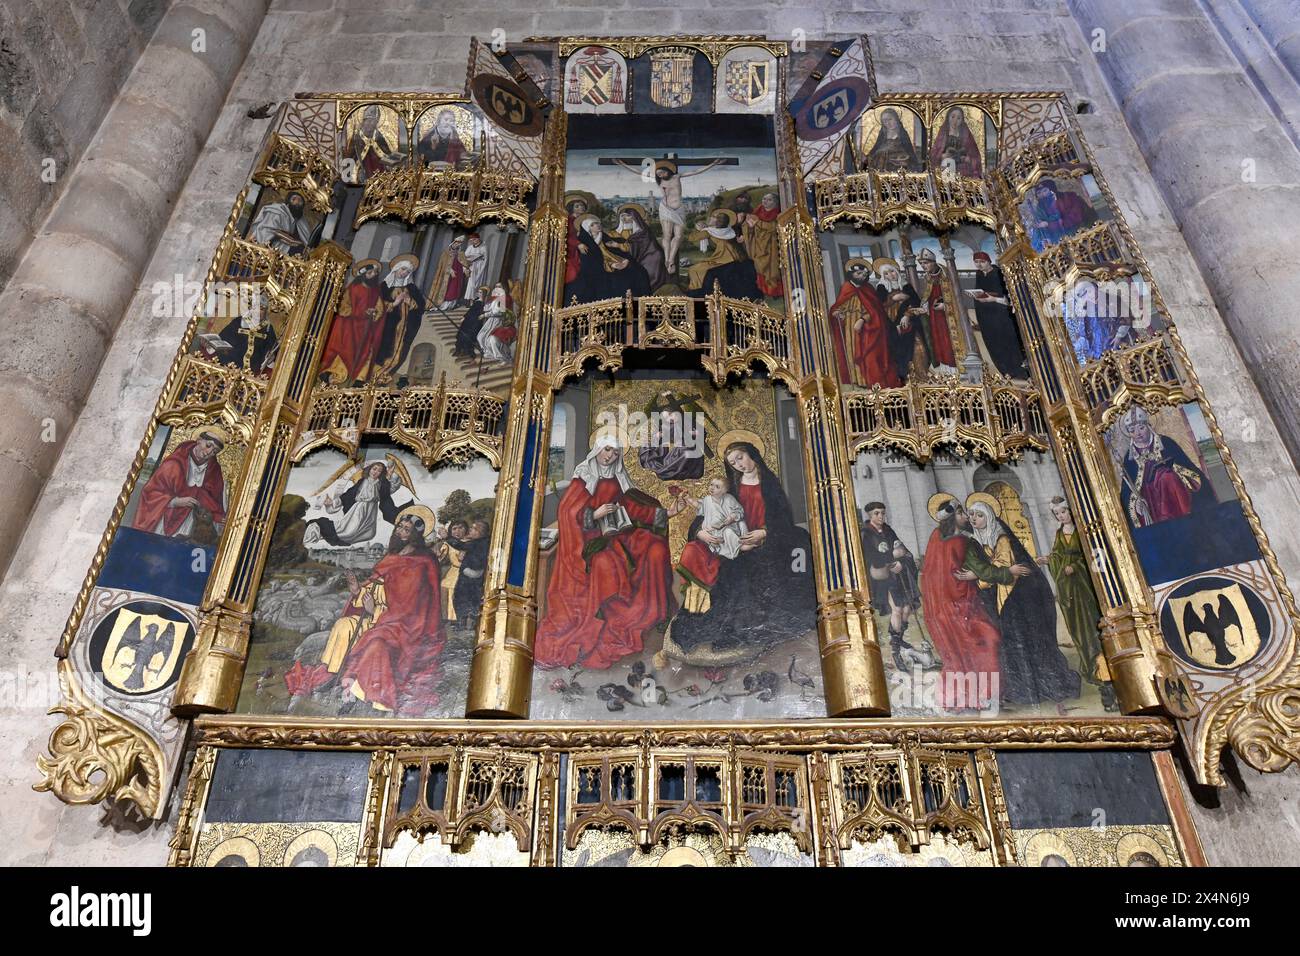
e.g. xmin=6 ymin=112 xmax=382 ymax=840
xmin=1038 ymin=497 xmax=1117 ymax=711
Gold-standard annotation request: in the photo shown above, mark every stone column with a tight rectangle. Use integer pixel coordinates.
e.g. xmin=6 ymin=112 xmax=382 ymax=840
xmin=1237 ymin=0 xmax=1300 ymax=87
xmin=1068 ymin=0 xmax=1300 ymax=468
xmin=0 ymin=0 xmax=269 ymax=580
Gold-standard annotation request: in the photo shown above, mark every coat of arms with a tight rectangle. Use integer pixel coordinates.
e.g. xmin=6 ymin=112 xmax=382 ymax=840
xmin=724 ymin=58 xmax=770 ymax=106
xmin=99 ymin=604 xmax=191 ymax=695
xmin=567 ymin=46 xmax=625 ymax=109
xmin=649 ymin=47 xmax=696 ymax=109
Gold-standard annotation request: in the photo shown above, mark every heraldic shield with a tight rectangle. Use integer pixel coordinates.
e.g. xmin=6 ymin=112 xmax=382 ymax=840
xmin=650 ymin=48 xmax=696 ymax=108
xmin=725 ymin=58 xmax=770 ymax=106
xmin=99 ymin=604 xmax=192 ymax=695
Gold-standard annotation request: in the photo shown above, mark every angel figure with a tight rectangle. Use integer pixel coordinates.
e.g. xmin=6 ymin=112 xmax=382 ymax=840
xmin=303 ymin=454 xmax=419 ymax=548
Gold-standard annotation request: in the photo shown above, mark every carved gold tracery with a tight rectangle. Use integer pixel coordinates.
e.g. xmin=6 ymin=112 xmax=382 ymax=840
xmin=813 ymin=170 xmax=996 ymax=231
xmin=549 ymin=288 xmax=800 ymax=389
xmin=293 ymin=378 xmax=507 ymax=468
xmin=354 ymin=161 xmax=533 ymax=229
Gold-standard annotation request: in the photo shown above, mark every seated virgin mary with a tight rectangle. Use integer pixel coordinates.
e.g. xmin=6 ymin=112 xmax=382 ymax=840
xmin=665 ymin=440 xmax=817 ymax=663
xmin=534 ymin=434 xmax=676 ymax=671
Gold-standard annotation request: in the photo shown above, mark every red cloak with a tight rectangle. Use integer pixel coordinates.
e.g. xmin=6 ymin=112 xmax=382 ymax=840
xmin=535 ymin=476 xmax=675 ymax=670
xmin=565 ymin=215 xmax=582 ymax=285
xmin=920 ymin=528 xmax=1001 ymax=709
xmin=831 ymin=280 xmax=898 ymax=388
xmin=1137 ymin=462 xmax=1194 ymax=523
xmin=924 ymin=279 xmax=957 ymax=366
xmin=132 ymin=441 xmax=225 ymax=537
xmin=341 ymin=549 xmax=445 ymax=714
xmin=319 ymin=278 xmax=385 ymax=382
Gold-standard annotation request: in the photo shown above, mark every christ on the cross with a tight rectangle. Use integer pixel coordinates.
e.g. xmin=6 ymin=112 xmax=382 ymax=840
xmin=599 ymin=154 xmax=737 ymax=275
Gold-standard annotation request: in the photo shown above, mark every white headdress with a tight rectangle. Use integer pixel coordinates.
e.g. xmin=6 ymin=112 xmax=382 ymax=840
xmin=571 ymin=434 xmax=630 ymax=494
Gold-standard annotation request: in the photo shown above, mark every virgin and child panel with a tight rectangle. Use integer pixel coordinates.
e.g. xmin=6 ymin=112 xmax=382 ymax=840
xmin=317 ymin=216 xmax=527 ymax=394
xmin=529 ymin=373 xmax=823 ymax=720
xmin=820 ymin=222 xmax=1031 ymax=388
xmin=562 ymin=113 xmax=784 ymax=308
xmin=236 ymin=444 xmax=501 ymax=719
xmin=852 ymin=448 xmax=1117 ymax=717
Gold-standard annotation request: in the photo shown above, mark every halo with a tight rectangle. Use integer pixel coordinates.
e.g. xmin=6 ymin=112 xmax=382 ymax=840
xmin=872 ymin=256 xmax=900 ymax=275
xmin=653 ymin=158 xmax=678 ymax=177
xmin=389 ymin=253 xmax=420 ymax=272
xmin=575 ymin=213 xmax=602 ymax=232
xmin=965 ymin=491 xmax=1002 ymax=519
xmin=353 ymin=257 xmax=380 ymax=274
xmin=205 ymin=836 xmax=260 ymax=868
xmin=1023 ymin=831 xmax=1076 ymax=867
xmin=717 ymin=428 xmax=766 ymax=462
xmin=616 ymin=202 xmax=648 ymax=220
xmin=283 ymin=828 xmax=339 ymax=868
xmin=845 ymin=257 xmax=871 ymax=273
xmin=1115 ymin=832 xmax=1168 ymax=867
xmin=657 ymin=846 xmax=710 ymax=868
xmin=196 ymin=425 xmax=229 ymax=447
xmin=563 ymin=192 xmax=590 ymax=209
xmin=710 ymin=208 xmax=737 ymax=228
xmin=927 ymin=492 xmax=958 ymax=521
xmin=395 ymin=504 xmax=438 ymax=537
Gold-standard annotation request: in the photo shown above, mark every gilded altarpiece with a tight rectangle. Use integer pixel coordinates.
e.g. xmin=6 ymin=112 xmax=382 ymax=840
xmin=33 ymin=32 xmax=1297 ymax=867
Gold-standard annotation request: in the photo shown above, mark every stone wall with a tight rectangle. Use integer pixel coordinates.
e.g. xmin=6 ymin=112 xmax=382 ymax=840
xmin=0 ymin=0 xmax=1296 ymax=865
xmin=0 ymin=0 xmax=173 ymax=290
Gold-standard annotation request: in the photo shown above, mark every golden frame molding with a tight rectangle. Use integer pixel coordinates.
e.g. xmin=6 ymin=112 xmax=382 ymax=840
xmin=192 ymin=714 xmax=1176 ymax=752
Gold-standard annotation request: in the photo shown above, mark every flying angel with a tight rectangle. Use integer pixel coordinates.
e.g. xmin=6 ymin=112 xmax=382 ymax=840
xmin=303 ymin=453 xmax=419 ymax=548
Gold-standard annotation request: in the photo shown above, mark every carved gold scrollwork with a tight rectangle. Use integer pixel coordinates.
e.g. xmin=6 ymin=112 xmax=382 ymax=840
xmin=253 ymin=132 xmax=337 ymax=214
xmin=999 ymin=130 xmax=1085 ymax=188
xmin=544 ymin=35 xmax=789 ymax=64
xmin=34 ymin=668 xmax=166 ymax=819
xmin=354 ymin=161 xmax=533 ymax=229
xmin=549 ymin=289 xmax=799 ymax=389
xmin=294 ymin=377 xmax=507 ymax=468
xmin=1226 ymin=682 xmax=1300 ymax=775
xmin=843 ymin=375 xmax=1049 ymax=463
xmin=811 ymin=171 xmax=996 ymax=231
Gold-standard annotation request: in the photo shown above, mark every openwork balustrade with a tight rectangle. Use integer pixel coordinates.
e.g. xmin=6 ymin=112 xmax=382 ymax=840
xmin=999 ymin=130 xmax=1084 ymax=185
xmin=811 ymin=170 xmax=995 ymax=229
xmin=1080 ymin=336 xmax=1188 ymax=427
xmin=1035 ymin=221 xmax=1128 ymax=288
xmin=550 ymin=289 xmax=799 ymax=386
xmin=843 ymin=376 xmax=1049 ymax=463
xmin=294 ymin=377 xmax=507 ymax=466
xmin=354 ymin=162 xmax=534 ymax=228
xmin=252 ymin=132 xmax=337 ymax=213
xmin=160 ymin=354 xmax=268 ymax=440
xmin=214 ymin=236 xmax=311 ymax=313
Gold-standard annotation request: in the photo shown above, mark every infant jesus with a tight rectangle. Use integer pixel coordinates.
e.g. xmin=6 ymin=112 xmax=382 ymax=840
xmin=691 ymin=477 xmax=754 ymax=560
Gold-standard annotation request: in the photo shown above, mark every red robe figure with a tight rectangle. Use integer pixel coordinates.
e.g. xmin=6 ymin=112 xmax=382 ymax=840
xmin=132 ymin=431 xmax=226 ymax=538
xmin=1117 ymin=407 xmax=1212 ymax=527
xmin=829 ymin=260 xmax=897 ymax=387
xmin=319 ymin=259 xmax=385 ymax=383
xmin=920 ymin=495 xmax=1018 ymax=710
xmin=564 ymin=196 xmax=589 ymax=287
xmin=340 ymin=511 xmax=445 ymax=715
xmin=916 ymin=252 xmax=957 ymax=367
xmin=929 ymin=107 xmax=983 ymax=178
xmin=535 ymin=440 xmax=675 ymax=670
